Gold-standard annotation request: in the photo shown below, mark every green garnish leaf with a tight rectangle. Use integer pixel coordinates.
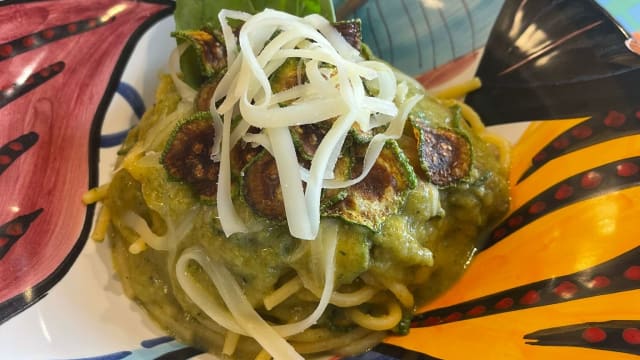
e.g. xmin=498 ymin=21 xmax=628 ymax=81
xmin=174 ymin=0 xmax=335 ymax=88
xmin=175 ymin=0 xmax=335 ymax=32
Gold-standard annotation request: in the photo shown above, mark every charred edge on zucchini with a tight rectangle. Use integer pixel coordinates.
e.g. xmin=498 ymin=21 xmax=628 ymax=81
xmin=231 ymin=130 xmax=263 ymax=177
xmin=410 ymin=112 xmax=472 ymax=187
xmin=241 ymin=150 xmax=287 ymax=221
xmin=333 ymin=19 xmax=362 ymax=50
xmin=290 ymin=122 xmax=332 ymax=160
xmin=320 ymin=150 xmax=354 ymax=211
xmin=172 ymin=27 xmax=226 ymax=79
xmin=323 ymin=140 xmax=417 ymax=231
xmin=161 ymin=112 xmax=219 ymax=201
xmin=349 ymin=122 xmax=375 ymax=144
xmin=195 ymin=75 xmax=223 ymax=112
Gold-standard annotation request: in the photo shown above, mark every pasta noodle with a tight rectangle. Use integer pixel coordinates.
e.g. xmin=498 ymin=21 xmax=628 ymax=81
xmin=346 ymin=297 xmax=404 ymax=331
xmin=263 ymin=277 xmax=303 ymax=310
xmin=432 ymin=77 xmax=482 ymax=99
xmin=223 ymin=331 xmax=241 ymax=357
xmin=90 ymin=206 xmax=110 ymax=242
xmin=82 ymin=183 xmax=109 ymax=204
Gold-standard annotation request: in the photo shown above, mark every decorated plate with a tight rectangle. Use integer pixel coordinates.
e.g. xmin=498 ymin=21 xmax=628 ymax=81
xmin=0 ymin=0 xmax=639 ymax=359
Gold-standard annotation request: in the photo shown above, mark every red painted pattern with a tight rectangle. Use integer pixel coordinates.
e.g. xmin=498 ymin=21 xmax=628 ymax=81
xmin=604 ymin=110 xmax=626 ymax=128
xmin=0 ymin=0 xmax=172 ymax=308
xmin=581 ymin=171 xmax=603 ymax=189
xmin=622 ymin=328 xmax=640 ymax=344
xmin=617 ymin=162 xmax=639 ymax=177
xmin=582 ymin=327 xmax=607 ymax=343
xmin=519 ymin=290 xmax=541 ymax=305
xmin=553 ymin=281 xmax=579 ymax=299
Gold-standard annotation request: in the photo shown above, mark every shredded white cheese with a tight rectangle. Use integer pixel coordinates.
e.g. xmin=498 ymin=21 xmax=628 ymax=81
xmin=204 ymin=8 xmax=421 ymax=240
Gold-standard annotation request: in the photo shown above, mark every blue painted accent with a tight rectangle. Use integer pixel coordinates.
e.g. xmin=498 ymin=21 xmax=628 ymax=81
xmin=333 ymin=0 xmax=505 ymax=76
xmin=594 ymin=0 xmax=640 ymax=34
xmin=64 ymin=339 xmax=196 ymax=360
xmin=100 ymin=81 xmax=145 ymax=148
xmin=140 ymin=336 xmax=174 ymax=348
xmin=344 ymin=352 xmax=397 ymax=360
xmin=66 ymin=351 xmax=132 ymax=360
xmin=100 ymin=129 xmax=132 ymax=148
xmin=116 ymin=81 xmax=146 ymax=119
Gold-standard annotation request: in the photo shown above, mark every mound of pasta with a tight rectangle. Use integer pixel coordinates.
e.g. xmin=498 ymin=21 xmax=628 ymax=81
xmin=86 ymin=8 xmax=509 ymax=360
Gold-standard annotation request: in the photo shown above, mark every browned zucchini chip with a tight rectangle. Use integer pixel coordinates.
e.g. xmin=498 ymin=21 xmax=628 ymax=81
xmin=242 ymin=146 xmax=355 ymax=222
xmin=230 ymin=134 xmax=262 ymax=177
xmin=333 ymin=19 xmax=362 ymax=50
xmin=161 ymin=112 xmax=219 ymax=201
xmin=241 ymin=150 xmax=286 ymax=221
xmin=290 ymin=122 xmax=331 ymax=160
xmin=323 ymin=140 xmax=417 ymax=231
xmin=172 ymin=28 xmax=226 ymax=79
xmin=410 ymin=112 xmax=472 ymax=187
xmin=194 ymin=75 xmax=222 ymax=112
xmin=349 ymin=122 xmax=373 ymax=144
xmin=320 ymin=151 xmax=354 ymax=210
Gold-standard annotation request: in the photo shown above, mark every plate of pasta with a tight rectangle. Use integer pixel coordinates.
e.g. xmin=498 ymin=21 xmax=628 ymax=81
xmin=0 ymin=0 xmax=639 ymax=359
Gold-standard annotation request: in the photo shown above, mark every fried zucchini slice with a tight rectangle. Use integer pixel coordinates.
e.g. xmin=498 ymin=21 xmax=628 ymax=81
xmin=323 ymin=140 xmax=417 ymax=231
xmin=290 ymin=122 xmax=332 ymax=160
xmin=270 ymin=57 xmax=303 ymax=94
xmin=349 ymin=122 xmax=374 ymax=144
xmin=161 ymin=112 xmax=218 ymax=201
xmin=194 ymin=75 xmax=222 ymax=112
xmin=172 ymin=27 xmax=226 ymax=79
xmin=230 ymin=137 xmax=262 ymax=177
xmin=242 ymin=147 xmax=354 ymax=222
xmin=410 ymin=110 xmax=472 ymax=187
xmin=333 ymin=19 xmax=362 ymax=50
xmin=320 ymin=151 xmax=353 ymax=210
xmin=241 ymin=150 xmax=286 ymax=221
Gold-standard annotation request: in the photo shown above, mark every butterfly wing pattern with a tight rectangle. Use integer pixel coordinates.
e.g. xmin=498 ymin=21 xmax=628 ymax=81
xmin=0 ymin=0 xmax=173 ymax=324
xmin=376 ymin=0 xmax=640 ymax=358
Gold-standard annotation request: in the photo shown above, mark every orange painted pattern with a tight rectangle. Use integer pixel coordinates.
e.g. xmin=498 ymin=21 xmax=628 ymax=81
xmin=384 ymin=119 xmax=640 ymax=359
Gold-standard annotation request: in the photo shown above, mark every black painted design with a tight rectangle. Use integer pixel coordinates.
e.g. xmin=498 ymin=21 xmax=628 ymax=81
xmin=525 ymin=320 xmax=640 ymax=355
xmin=461 ymin=0 xmax=476 ymax=50
xmin=0 ymin=209 xmax=44 ymax=261
xmin=346 ymin=343 xmax=442 ymax=360
xmin=0 ymin=16 xmax=115 ymax=62
xmin=0 ymin=132 xmax=38 ymax=175
xmin=365 ymin=7 xmax=382 ymax=56
xmin=466 ymin=0 xmax=640 ymax=125
xmin=518 ymin=107 xmax=640 ymax=183
xmin=418 ymin=1 xmax=436 ymax=69
xmin=152 ymin=347 xmax=204 ymax=360
xmin=0 ymin=62 xmax=65 ymax=109
xmin=437 ymin=7 xmax=455 ymax=59
xmin=411 ymin=246 xmax=640 ymax=328
xmin=400 ymin=0 xmax=422 ymax=68
xmin=486 ymin=156 xmax=640 ymax=248
xmin=374 ymin=0 xmax=394 ymax=64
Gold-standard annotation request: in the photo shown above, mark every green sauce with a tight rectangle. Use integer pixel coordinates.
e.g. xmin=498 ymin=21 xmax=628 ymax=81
xmin=103 ymin=75 xmax=509 ymax=357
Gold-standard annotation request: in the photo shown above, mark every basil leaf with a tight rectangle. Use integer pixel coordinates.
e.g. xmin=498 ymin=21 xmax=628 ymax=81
xmin=174 ymin=0 xmax=335 ymax=87
xmin=175 ymin=0 xmax=335 ymax=32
